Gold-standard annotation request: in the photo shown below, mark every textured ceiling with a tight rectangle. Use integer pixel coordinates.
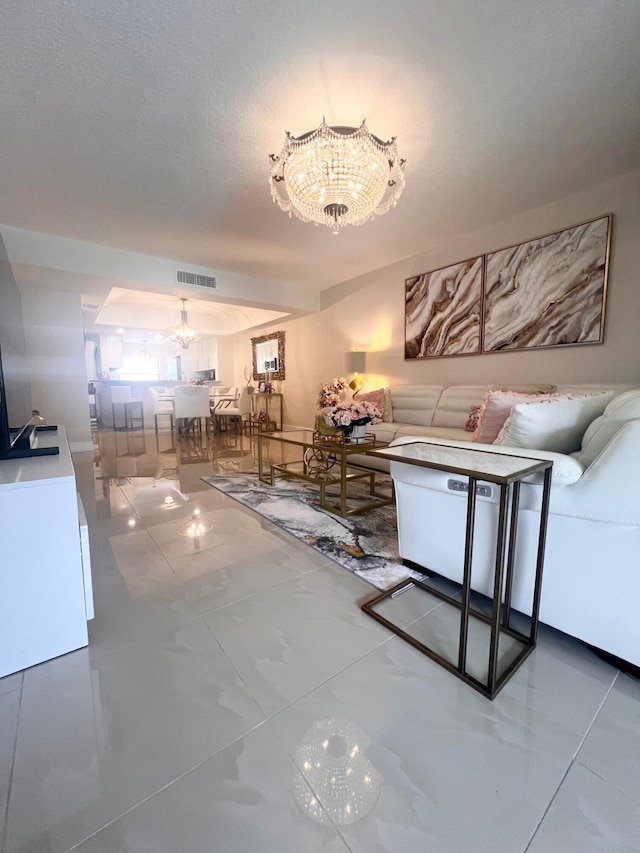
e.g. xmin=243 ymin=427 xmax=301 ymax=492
xmin=1 ymin=0 xmax=639 ymax=326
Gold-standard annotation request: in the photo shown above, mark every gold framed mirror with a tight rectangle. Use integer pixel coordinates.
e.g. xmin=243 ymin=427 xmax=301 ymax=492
xmin=251 ymin=331 xmax=285 ymax=381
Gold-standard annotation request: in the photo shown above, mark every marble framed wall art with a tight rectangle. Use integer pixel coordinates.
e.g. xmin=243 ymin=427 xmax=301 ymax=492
xmin=483 ymin=215 xmax=611 ymax=353
xmin=405 ymin=255 xmax=483 ymax=359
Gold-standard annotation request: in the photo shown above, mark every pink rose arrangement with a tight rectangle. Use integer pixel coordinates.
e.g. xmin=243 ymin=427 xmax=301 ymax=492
xmin=322 ymin=399 xmax=382 ymax=429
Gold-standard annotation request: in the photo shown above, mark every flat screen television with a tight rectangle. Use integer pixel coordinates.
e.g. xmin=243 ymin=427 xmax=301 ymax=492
xmin=0 ymin=339 xmax=58 ymax=460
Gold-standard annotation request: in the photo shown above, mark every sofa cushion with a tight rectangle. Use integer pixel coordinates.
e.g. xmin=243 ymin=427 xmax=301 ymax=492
xmin=389 ymin=385 xmax=444 ymax=427
xmin=473 ymin=390 xmax=558 ymax=443
xmin=395 ymin=425 xmax=471 ymax=442
xmin=431 ymin=385 xmax=488 ymax=428
xmin=572 ymin=389 xmax=640 ymax=467
xmin=367 ymin=423 xmax=401 ymax=444
xmin=602 ymin=388 xmax=640 ymax=419
xmin=495 ymin=392 xmax=615 ymax=454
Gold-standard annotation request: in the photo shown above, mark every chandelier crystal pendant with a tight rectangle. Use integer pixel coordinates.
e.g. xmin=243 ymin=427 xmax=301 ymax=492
xmin=171 ymin=298 xmax=203 ymax=349
xmin=269 ymin=118 xmax=405 ymax=234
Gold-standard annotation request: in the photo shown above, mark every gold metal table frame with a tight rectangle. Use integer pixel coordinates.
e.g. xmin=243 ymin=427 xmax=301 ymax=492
xmin=257 ymin=429 xmax=392 ymax=518
xmin=361 ymin=442 xmax=553 ymax=700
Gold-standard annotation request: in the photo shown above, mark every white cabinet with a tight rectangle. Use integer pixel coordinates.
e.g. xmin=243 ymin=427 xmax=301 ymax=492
xmin=0 ymin=427 xmax=93 ymax=677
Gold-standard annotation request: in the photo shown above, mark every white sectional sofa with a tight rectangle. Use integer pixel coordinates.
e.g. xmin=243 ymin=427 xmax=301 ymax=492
xmin=355 ymin=383 xmax=640 ymax=667
xmin=360 ymin=383 xmax=630 ymax=455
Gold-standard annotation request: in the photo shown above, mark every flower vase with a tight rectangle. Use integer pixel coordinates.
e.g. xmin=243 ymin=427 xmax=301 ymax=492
xmin=350 ymin=423 xmax=366 ymax=444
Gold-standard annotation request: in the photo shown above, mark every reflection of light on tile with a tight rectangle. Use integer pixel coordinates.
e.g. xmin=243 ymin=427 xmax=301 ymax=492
xmin=294 ymin=717 xmax=381 ymax=825
xmin=161 ymin=488 xmax=190 ymax=510
xmin=178 ymin=510 xmax=213 ymax=551
xmin=128 ymin=518 xmax=136 ymax=527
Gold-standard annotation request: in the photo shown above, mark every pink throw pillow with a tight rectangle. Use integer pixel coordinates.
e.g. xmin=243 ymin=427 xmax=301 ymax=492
xmin=472 ymin=390 xmax=558 ymax=443
xmin=357 ymin=388 xmax=387 ymax=421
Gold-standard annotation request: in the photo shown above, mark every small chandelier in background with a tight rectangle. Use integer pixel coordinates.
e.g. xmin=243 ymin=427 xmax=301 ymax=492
xmin=269 ymin=118 xmax=405 ymax=234
xmin=139 ymin=340 xmax=152 ymax=360
xmin=171 ymin=298 xmax=203 ymax=349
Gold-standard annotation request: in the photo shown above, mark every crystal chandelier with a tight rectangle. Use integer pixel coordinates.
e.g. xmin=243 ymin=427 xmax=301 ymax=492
xmin=171 ymin=299 xmax=203 ymax=349
xmin=269 ymin=118 xmax=405 ymax=234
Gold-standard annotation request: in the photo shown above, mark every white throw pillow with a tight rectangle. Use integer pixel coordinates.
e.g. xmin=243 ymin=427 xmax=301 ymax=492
xmin=472 ymin=390 xmax=559 ymax=443
xmin=495 ymin=392 xmax=615 ymax=454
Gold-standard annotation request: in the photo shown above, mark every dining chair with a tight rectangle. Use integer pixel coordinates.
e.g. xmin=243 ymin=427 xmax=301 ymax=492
xmin=173 ymin=385 xmax=212 ymax=437
xmin=149 ymin=386 xmax=175 ymax=433
xmin=210 ymin=386 xmax=239 ymax=431
xmin=215 ymin=386 xmax=253 ymax=434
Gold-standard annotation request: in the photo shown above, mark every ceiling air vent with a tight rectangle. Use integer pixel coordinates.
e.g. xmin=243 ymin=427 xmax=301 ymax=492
xmin=176 ymin=270 xmax=217 ymax=289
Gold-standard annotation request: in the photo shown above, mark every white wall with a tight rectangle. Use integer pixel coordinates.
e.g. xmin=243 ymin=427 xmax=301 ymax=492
xmin=231 ymin=170 xmax=640 ymax=428
xmin=216 ymin=336 xmax=238 ymax=387
xmin=0 ymin=233 xmax=32 ymax=425
xmin=19 ymin=287 xmax=92 ymax=450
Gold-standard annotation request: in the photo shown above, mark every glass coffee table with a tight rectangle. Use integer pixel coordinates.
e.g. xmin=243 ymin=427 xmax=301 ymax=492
xmin=257 ymin=429 xmax=393 ymax=518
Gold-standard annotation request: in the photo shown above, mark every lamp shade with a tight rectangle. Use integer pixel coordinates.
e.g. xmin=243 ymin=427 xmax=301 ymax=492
xmin=344 ymin=351 xmax=366 ymax=374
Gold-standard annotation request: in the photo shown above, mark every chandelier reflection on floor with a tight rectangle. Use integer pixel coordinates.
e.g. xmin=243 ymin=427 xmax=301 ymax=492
xmin=178 ymin=509 xmax=212 ymax=550
xmin=270 ymin=118 xmax=405 ymax=234
xmin=293 ymin=717 xmax=381 ymax=825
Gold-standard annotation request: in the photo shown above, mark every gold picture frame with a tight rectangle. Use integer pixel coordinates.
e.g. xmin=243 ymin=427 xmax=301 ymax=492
xmin=483 ymin=214 xmax=611 ymax=353
xmin=251 ymin=330 xmax=285 ymax=381
xmin=405 ymin=256 xmax=483 ymax=359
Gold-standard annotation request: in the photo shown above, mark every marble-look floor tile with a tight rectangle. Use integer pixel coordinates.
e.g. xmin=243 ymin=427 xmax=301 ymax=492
xmin=109 ymin=528 xmax=178 ymax=597
xmin=0 ymin=689 xmax=21 ymax=851
xmin=382 ymin=586 xmax=528 ymax=686
xmin=136 ymin=489 xmax=234 ymax=526
xmin=82 ymin=567 xmax=196 ymax=662
xmin=163 ymin=529 xmax=323 ymax=615
xmin=576 ymin=672 xmax=640 ymax=803
xmin=364 ymin=580 xmax=451 ymax=630
xmin=203 ymin=562 xmax=392 ymax=716
xmin=269 ymin=628 xmax=617 ymax=853
xmin=5 ymin=619 xmax=264 ymax=853
xmin=146 ymin=506 xmax=271 ymax=564
xmin=117 ymin=476 xmax=232 ymax=525
xmin=71 ymin=724 xmax=351 ymax=853
xmin=527 ymin=763 xmax=640 ymax=853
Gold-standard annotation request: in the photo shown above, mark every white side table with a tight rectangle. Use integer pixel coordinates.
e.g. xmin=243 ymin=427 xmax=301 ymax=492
xmin=361 ymin=442 xmax=553 ymax=700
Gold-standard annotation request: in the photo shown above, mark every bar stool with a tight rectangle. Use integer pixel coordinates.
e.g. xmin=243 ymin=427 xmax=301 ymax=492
xmin=111 ymin=386 xmax=144 ymax=431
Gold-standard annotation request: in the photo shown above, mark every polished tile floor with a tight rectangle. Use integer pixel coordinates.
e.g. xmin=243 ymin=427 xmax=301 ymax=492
xmin=1 ymin=426 xmax=639 ymax=852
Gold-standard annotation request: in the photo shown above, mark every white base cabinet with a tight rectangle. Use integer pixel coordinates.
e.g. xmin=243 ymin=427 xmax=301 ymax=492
xmin=0 ymin=426 xmax=93 ymax=678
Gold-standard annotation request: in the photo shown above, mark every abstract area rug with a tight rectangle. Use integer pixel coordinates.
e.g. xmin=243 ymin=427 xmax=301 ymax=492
xmin=201 ymin=472 xmax=425 ymax=591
